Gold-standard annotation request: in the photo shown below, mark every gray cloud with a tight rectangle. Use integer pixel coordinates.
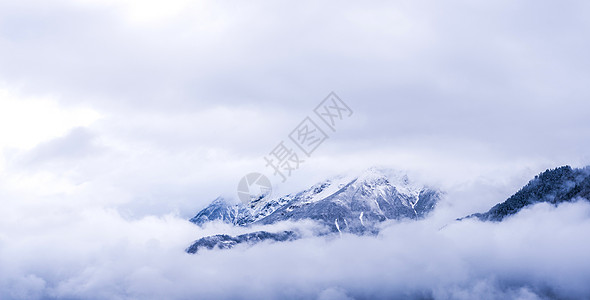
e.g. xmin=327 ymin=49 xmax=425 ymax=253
xmin=13 ymin=127 xmax=100 ymax=167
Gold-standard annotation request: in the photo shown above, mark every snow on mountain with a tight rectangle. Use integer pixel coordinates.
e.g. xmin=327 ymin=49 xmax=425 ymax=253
xmin=187 ymin=168 xmax=443 ymax=253
xmin=189 ymin=168 xmax=441 ymax=234
xmin=189 ymin=165 xmax=589 ymax=253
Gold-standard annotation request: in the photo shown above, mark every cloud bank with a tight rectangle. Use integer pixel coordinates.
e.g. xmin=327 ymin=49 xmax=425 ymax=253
xmin=2 ymin=197 xmax=590 ymax=299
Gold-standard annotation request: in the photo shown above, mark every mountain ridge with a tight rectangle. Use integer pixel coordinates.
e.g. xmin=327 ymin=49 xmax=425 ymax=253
xmin=190 ymin=168 xmax=441 ymax=232
xmin=186 ymin=168 xmax=442 ymax=253
xmin=187 ymin=165 xmax=590 ymax=254
xmin=463 ymin=165 xmax=590 ymax=222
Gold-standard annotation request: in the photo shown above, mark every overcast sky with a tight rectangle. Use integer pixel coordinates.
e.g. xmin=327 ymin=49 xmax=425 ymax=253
xmin=1 ymin=1 xmax=590 ymax=299
xmin=1 ymin=0 xmax=590 ymax=215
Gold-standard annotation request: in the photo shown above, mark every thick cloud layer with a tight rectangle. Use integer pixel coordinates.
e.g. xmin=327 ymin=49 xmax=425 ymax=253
xmin=2 ymin=198 xmax=590 ymax=299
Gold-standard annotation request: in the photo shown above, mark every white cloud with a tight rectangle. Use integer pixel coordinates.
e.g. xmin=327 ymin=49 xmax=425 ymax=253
xmin=1 ymin=198 xmax=590 ymax=299
xmin=0 ymin=88 xmax=100 ymax=151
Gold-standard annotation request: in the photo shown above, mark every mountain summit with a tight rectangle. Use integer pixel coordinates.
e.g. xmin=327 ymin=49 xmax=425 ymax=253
xmin=187 ymin=168 xmax=441 ymax=253
xmin=191 ymin=168 xmax=440 ymax=233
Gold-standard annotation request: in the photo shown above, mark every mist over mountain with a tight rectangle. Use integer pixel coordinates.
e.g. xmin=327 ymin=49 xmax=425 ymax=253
xmin=175 ymin=164 xmax=590 ymax=299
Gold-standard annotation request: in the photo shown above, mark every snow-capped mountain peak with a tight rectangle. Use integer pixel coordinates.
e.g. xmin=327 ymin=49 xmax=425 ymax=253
xmin=190 ymin=168 xmax=441 ymax=232
xmin=186 ymin=168 xmax=442 ymax=253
